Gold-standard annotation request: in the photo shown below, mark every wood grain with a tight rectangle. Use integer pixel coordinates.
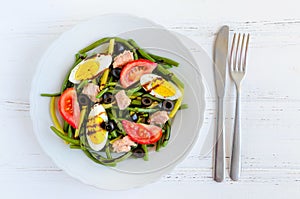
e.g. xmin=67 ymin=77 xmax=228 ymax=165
xmin=1 ymin=0 xmax=300 ymax=197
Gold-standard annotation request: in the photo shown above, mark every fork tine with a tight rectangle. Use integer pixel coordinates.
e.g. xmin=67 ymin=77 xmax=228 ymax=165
xmin=234 ymin=33 xmax=241 ymax=71
xmin=229 ymin=33 xmax=236 ymax=71
xmin=242 ymin=34 xmax=250 ymax=71
xmin=239 ymin=34 xmax=245 ymax=72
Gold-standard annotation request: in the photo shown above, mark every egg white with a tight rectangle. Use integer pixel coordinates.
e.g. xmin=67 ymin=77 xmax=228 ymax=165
xmin=140 ymin=74 xmax=182 ymax=100
xmin=69 ymin=54 xmax=112 ymax=84
xmin=86 ymin=104 xmax=108 ymax=151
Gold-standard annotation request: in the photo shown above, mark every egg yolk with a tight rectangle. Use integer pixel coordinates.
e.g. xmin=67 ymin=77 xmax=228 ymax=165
xmin=152 ymin=78 xmax=176 ymax=97
xmin=89 ymin=130 xmax=106 ymax=144
xmin=87 ymin=115 xmax=106 ymax=144
xmin=75 ymin=59 xmax=100 ymax=81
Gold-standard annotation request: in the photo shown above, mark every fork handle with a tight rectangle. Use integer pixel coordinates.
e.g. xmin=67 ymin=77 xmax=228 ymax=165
xmin=230 ymin=88 xmax=242 ymax=181
xmin=214 ymin=97 xmax=225 ymax=182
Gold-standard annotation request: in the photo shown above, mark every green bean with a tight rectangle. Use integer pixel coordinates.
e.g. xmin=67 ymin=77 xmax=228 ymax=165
xmin=131 ymin=99 xmax=142 ymax=106
xmin=138 ymin=49 xmax=155 ymax=62
xmin=108 ymin=108 xmax=116 ymax=119
xmin=156 ymin=121 xmax=171 ymax=151
xmin=108 ymin=76 xmax=114 ymax=83
xmin=179 ymin=103 xmax=188 ymax=110
xmin=50 ymin=126 xmax=80 ymax=145
xmin=107 ymin=90 xmax=119 ymax=95
xmin=118 ymin=109 xmax=125 ymax=119
xmin=75 ymin=53 xmax=80 ymax=60
xmin=148 ymin=53 xmax=179 ymax=67
xmin=79 ymin=37 xmax=110 ymax=54
xmin=161 ymin=64 xmax=173 ymax=69
xmin=90 ymin=151 xmax=110 ymax=161
xmin=105 ymin=140 xmax=112 ymax=159
xmin=125 ymin=107 xmax=159 ymax=113
xmin=156 ymin=64 xmax=184 ymax=89
xmin=96 ymin=87 xmax=109 ymax=98
xmin=76 ymin=80 xmax=89 ymax=92
xmin=141 ymin=113 xmax=149 ymax=117
xmin=114 ymin=37 xmax=135 ymax=50
xmin=126 ymin=85 xmax=142 ymax=96
xmin=81 ymin=147 xmax=116 ymax=167
xmin=141 ymin=145 xmax=148 ymax=161
xmin=63 ymin=121 xmax=69 ymax=132
xmin=107 ymin=151 xmax=132 ymax=164
xmin=88 ymin=147 xmax=132 ymax=165
xmin=69 ymin=144 xmax=81 ymax=149
xmin=133 ymin=50 xmax=138 ymax=60
xmin=164 ymin=120 xmax=171 ymax=142
xmin=108 ymin=109 xmax=126 ymax=135
xmin=96 ymin=156 xmax=116 ymax=165
xmin=162 ymin=140 xmax=169 ymax=147
xmin=40 ymin=92 xmax=61 ymax=97
xmin=100 ymin=151 xmax=132 ymax=164
xmin=75 ymin=53 xmax=87 ymax=60
xmin=128 ymin=39 xmax=155 ymax=62
xmin=156 ymin=137 xmax=162 ymax=152
xmin=142 ymin=93 xmax=162 ymax=102
xmin=110 ymin=130 xmax=118 ymax=138
xmin=105 ymin=82 xmax=117 ymax=87
xmin=68 ymin=125 xmax=73 ymax=138
xmin=131 ymin=92 xmax=143 ymax=97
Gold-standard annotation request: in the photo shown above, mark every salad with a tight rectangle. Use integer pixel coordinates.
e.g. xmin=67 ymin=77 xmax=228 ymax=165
xmin=41 ymin=37 xmax=187 ymax=167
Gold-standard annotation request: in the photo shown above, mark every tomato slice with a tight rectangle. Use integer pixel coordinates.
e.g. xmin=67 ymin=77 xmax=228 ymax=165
xmin=120 ymin=59 xmax=157 ymax=88
xmin=58 ymin=87 xmax=80 ymax=129
xmin=121 ymin=120 xmax=162 ymax=144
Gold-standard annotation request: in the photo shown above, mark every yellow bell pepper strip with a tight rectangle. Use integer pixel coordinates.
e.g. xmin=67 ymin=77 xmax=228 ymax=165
xmin=108 ymin=38 xmax=115 ymax=55
xmin=100 ymin=39 xmax=115 ymax=90
xmin=169 ymin=87 xmax=184 ymax=118
xmin=74 ymin=105 xmax=87 ymax=138
xmin=50 ymin=97 xmax=63 ymax=132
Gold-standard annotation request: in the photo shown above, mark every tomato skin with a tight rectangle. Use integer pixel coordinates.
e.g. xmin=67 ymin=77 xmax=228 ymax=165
xmin=121 ymin=120 xmax=162 ymax=144
xmin=120 ymin=59 xmax=157 ymax=88
xmin=58 ymin=87 xmax=80 ymax=129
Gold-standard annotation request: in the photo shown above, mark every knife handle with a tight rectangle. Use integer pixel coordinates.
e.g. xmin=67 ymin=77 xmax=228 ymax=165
xmin=214 ymin=98 xmax=225 ymax=182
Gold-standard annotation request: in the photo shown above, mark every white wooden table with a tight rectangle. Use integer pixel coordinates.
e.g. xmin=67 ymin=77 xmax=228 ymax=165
xmin=1 ymin=0 xmax=300 ymax=198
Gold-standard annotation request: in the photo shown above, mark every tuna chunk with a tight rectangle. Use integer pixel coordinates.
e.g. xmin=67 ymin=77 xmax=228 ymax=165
xmin=148 ymin=111 xmax=169 ymax=125
xmin=115 ymin=90 xmax=131 ymax=110
xmin=82 ymin=83 xmax=100 ymax=102
xmin=112 ymin=136 xmax=137 ymax=153
xmin=113 ymin=50 xmax=134 ymax=68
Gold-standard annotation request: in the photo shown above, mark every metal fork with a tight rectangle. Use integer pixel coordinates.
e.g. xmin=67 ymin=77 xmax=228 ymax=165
xmin=229 ymin=33 xmax=250 ymax=181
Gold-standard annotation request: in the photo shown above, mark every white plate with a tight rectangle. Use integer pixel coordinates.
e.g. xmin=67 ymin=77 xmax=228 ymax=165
xmin=30 ymin=14 xmax=208 ymax=190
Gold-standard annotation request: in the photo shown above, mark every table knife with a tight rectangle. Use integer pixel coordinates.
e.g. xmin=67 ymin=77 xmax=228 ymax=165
xmin=213 ymin=25 xmax=229 ymax=182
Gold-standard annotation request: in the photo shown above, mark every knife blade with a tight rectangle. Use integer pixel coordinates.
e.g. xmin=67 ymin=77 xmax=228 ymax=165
xmin=213 ymin=25 xmax=229 ymax=182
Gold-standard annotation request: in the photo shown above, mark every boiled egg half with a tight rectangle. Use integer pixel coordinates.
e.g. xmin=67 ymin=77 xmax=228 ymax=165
xmin=69 ymin=54 xmax=112 ymax=84
xmin=140 ymin=74 xmax=182 ymax=100
xmin=86 ymin=104 xmax=108 ymax=151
